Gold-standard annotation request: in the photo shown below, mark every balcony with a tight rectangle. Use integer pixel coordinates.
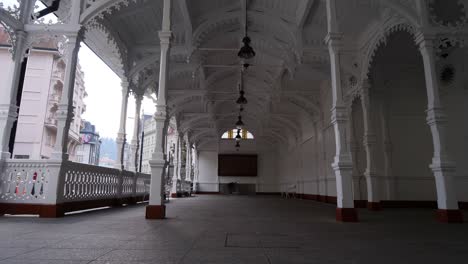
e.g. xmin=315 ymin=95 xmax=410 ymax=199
xmin=0 ymin=160 xmax=151 ymax=217
xmin=45 ymin=117 xmax=58 ymax=128
xmin=49 ymin=93 xmax=61 ymax=105
xmin=51 ymin=70 xmax=64 ymax=81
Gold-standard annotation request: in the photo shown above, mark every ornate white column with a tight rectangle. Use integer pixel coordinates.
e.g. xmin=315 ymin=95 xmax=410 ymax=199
xmin=130 ymin=92 xmax=143 ymax=172
xmin=170 ymin=132 xmax=180 ymax=197
xmin=51 ymin=32 xmax=83 ymax=160
xmin=378 ymin=92 xmax=395 ymax=200
xmin=349 ymin=129 xmax=361 ymax=201
xmin=184 ymin=135 xmax=191 ymax=184
xmin=115 ymin=81 xmax=129 ymax=170
xmin=177 ymin=133 xmax=183 ymax=180
xmin=0 ymin=30 xmax=27 ymax=159
xmin=325 ymin=0 xmax=357 ymax=222
xmin=360 ymin=80 xmax=381 ymax=210
xmin=193 ymin=145 xmax=199 ymax=193
xmin=416 ymin=33 xmax=462 ymax=223
xmin=146 ymin=0 xmax=172 ymax=219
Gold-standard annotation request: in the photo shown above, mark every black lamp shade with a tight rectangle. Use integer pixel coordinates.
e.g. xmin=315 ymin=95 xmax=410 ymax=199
xmin=235 ymin=116 xmax=244 ymax=129
xmin=238 ymin=36 xmax=256 ymax=59
xmin=236 ymin=91 xmax=248 ymax=105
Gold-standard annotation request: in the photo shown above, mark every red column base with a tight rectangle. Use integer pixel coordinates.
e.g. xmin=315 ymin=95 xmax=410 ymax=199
xmin=146 ymin=205 xmax=166 ymax=219
xmin=170 ymin=193 xmax=178 ymax=198
xmin=39 ymin=204 xmax=64 ymax=218
xmin=336 ymin=208 xmax=358 ymax=222
xmin=436 ymin=209 xmax=464 ymax=223
xmin=367 ymin=202 xmax=382 ymax=211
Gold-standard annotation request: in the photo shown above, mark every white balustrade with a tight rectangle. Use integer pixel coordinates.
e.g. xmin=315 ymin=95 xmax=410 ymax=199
xmin=0 ymin=160 xmax=152 ymax=215
xmin=121 ymin=170 xmax=135 ymax=198
xmin=135 ymin=172 xmax=151 ymax=196
xmin=61 ymin=161 xmax=121 ymax=202
xmin=0 ymin=160 xmax=61 ymax=204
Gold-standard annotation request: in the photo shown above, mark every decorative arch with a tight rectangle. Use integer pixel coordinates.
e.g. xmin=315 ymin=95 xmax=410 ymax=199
xmin=0 ymin=21 xmax=17 ymax=58
xmin=0 ymin=8 xmax=22 ymax=31
xmin=84 ymin=20 xmax=128 ymax=77
xmin=80 ymin=0 xmax=134 ymax=25
xmin=379 ymin=0 xmax=420 ymax=28
xmin=361 ymin=21 xmax=417 ymax=82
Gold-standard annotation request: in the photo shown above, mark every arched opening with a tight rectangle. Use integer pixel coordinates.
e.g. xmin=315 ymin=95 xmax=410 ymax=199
xmin=221 ymin=128 xmax=254 ymax=140
xmin=369 ymin=31 xmax=435 ymax=202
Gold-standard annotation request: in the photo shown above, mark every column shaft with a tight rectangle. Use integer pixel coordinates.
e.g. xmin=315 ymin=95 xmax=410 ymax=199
xmin=325 ymin=23 xmax=357 ymax=221
xmin=417 ymin=33 xmax=462 ymax=222
xmin=130 ymin=94 xmax=143 ymax=172
xmin=146 ymin=0 xmax=172 ymax=219
xmin=379 ymin=97 xmax=395 ymax=200
xmin=170 ymin=133 xmax=180 ymax=197
xmin=360 ymin=82 xmax=381 ymax=209
xmin=115 ymin=81 xmax=129 ymax=170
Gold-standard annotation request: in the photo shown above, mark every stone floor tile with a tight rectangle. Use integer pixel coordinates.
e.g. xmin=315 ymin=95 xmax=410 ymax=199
xmin=0 ymin=259 xmax=89 ymax=264
xmin=97 ymin=249 xmax=186 ymax=262
xmin=0 ymin=247 xmax=31 ymax=260
xmin=19 ymin=248 xmax=113 ymax=260
xmin=0 ymin=196 xmax=467 ymax=264
xmin=180 ymin=248 xmax=269 ymax=264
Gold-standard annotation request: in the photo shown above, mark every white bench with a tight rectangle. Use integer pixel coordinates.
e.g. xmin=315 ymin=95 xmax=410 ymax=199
xmin=281 ymin=184 xmax=297 ymax=199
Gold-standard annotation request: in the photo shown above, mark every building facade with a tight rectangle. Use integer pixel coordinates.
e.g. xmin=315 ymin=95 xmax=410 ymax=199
xmin=0 ymin=27 xmax=86 ymax=160
xmin=141 ymin=114 xmax=155 ymax=174
xmin=76 ymin=121 xmax=101 ymax=165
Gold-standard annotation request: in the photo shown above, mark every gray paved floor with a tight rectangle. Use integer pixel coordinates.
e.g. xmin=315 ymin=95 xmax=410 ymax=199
xmin=0 ymin=195 xmax=467 ymax=264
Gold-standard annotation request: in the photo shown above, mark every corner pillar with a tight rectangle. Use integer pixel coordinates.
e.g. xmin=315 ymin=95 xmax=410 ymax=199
xmin=360 ymin=81 xmax=381 ymax=210
xmin=146 ymin=0 xmax=172 ymax=219
xmin=416 ymin=33 xmax=462 ymax=223
xmin=326 ymin=29 xmax=358 ymax=222
xmin=146 ymin=107 xmax=168 ymax=219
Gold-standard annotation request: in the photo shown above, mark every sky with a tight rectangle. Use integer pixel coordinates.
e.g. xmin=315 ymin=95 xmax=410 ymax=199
xmin=0 ymin=0 xmax=156 ymax=139
xmin=78 ymin=45 xmax=156 ymax=139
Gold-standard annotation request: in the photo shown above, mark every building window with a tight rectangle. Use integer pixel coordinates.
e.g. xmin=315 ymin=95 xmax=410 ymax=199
xmin=221 ymin=129 xmax=254 ymax=139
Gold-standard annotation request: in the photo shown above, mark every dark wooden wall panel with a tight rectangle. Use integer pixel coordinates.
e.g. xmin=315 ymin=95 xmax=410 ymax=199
xmin=218 ymin=154 xmax=257 ymax=176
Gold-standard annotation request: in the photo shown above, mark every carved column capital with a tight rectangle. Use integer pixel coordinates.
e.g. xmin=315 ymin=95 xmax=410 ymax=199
xmin=330 ymin=106 xmax=349 ymax=125
xmin=325 ymin=32 xmax=344 ymax=51
xmin=426 ymin=107 xmax=448 ymax=126
xmin=158 ymin=31 xmax=173 ymax=44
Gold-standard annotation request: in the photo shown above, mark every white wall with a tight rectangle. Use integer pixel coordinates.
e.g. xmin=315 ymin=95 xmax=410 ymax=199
xmin=196 ymin=138 xmax=280 ymax=193
xmin=197 ymin=150 xmax=219 ymax=192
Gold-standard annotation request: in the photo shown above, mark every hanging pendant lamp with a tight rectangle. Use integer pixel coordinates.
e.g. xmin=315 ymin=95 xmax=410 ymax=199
xmin=235 ymin=129 xmax=242 ymax=141
xmin=236 ymin=90 xmax=248 ymax=105
xmin=237 ymin=0 xmax=255 ymax=60
xmin=235 ymin=115 xmax=244 ymax=129
xmin=238 ymin=37 xmax=255 ymax=59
